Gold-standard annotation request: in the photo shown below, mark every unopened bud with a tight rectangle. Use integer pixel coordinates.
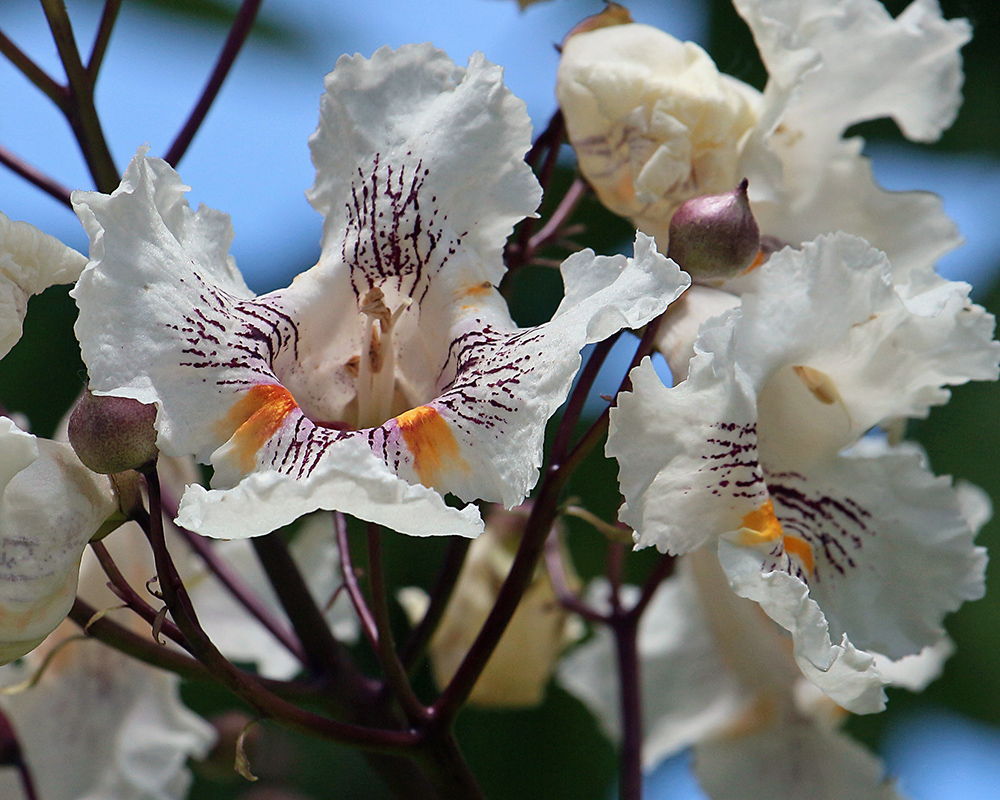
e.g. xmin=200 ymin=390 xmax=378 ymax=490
xmin=666 ymin=178 xmax=760 ymax=281
xmin=68 ymin=388 xmax=158 ymax=474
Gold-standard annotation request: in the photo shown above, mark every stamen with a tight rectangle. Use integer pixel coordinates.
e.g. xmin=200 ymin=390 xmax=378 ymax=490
xmin=356 ymin=288 xmax=411 ymax=428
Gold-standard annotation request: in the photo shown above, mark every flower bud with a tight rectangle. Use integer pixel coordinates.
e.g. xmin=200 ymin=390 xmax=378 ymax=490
xmin=666 ymin=179 xmax=761 ymax=281
xmin=408 ymin=504 xmax=580 ymax=708
xmin=68 ymin=388 xmax=158 ymax=474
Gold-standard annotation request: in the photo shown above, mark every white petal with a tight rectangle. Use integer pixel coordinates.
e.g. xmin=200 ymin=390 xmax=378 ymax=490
xmin=609 ymin=338 xmax=766 ymax=555
xmin=557 ymin=576 xmax=749 ymax=769
xmin=308 ymin=44 xmax=541 ymax=287
xmin=190 ymin=514 xmax=358 ymax=678
xmin=735 ymin=0 xmax=968 ymax=151
xmin=0 ymin=210 xmax=87 ymax=359
xmin=0 ymin=418 xmax=117 ymax=664
xmin=556 ymin=23 xmax=759 ymax=241
xmin=736 ymin=234 xmax=998 ymax=464
xmin=178 ymin=432 xmax=483 ymax=539
xmin=0 ymin=639 xmax=214 ymax=800
xmin=694 ymin=711 xmax=906 ymax=800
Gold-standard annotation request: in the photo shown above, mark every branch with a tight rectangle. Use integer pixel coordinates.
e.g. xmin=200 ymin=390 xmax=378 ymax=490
xmin=40 ymin=0 xmax=119 ymax=191
xmin=366 ymin=523 xmax=428 ymax=724
xmin=87 ymin=0 xmax=123 ymax=78
xmin=0 ymin=28 xmax=66 ymax=107
xmin=163 ymin=0 xmax=263 ymax=166
xmin=0 ymin=143 xmax=73 ymax=207
xmin=399 ymin=537 xmax=470 ymax=672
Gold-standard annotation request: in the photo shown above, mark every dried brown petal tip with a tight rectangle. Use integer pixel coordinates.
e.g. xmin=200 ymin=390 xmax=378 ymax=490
xmin=666 ymin=179 xmax=760 ymax=281
xmin=68 ymin=388 xmax=158 ymax=474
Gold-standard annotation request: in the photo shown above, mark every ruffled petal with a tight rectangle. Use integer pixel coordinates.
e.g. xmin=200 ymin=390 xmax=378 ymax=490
xmin=734 ymin=234 xmax=998 ymax=463
xmin=0 ymin=638 xmax=214 ymax=800
xmin=735 ymin=0 xmax=969 ymax=158
xmin=0 ymin=210 xmax=88 ymax=359
xmin=0 ymin=418 xmax=117 ymax=664
xmin=557 ymin=575 xmax=750 ymax=769
xmin=308 ymin=44 xmax=541 ymax=287
xmin=694 ymin=711 xmax=905 ymax=800
xmin=609 ymin=341 xmax=765 ymax=555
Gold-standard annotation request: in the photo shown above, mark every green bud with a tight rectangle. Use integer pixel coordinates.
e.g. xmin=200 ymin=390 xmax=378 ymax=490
xmin=666 ymin=178 xmax=761 ymax=280
xmin=68 ymin=388 xmax=158 ymax=474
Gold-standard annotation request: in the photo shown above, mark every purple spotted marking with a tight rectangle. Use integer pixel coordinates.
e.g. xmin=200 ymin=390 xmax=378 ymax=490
xmin=764 ymin=469 xmax=873 ymax=584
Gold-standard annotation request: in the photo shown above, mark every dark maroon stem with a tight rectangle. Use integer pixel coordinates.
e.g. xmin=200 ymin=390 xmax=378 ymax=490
xmin=0 ymin=711 xmax=40 ymax=800
xmin=334 ymin=512 xmax=380 ymax=651
xmin=86 ymin=0 xmax=122 ymax=78
xmin=366 ymin=523 xmax=429 ymax=724
xmin=611 ymin=614 xmax=643 ymax=800
xmin=141 ymin=468 xmax=417 ymax=752
xmin=177 ymin=526 xmax=306 ymax=663
xmin=0 ymin=143 xmax=73 ymax=207
xmin=163 ymin=0 xmax=263 ymax=166
xmin=399 ymin=536 xmax=470 ymax=672
xmin=0 ymin=28 xmax=66 ymax=107
xmin=90 ymin=539 xmax=187 ymax=646
xmin=544 ymin=529 xmax=606 ymax=623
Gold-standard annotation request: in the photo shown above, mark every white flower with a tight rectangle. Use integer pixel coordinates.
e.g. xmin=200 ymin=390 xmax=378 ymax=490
xmin=0 ymin=541 xmax=215 ymax=800
xmin=72 ymin=44 xmax=688 ymax=540
xmin=557 ymin=0 xmax=969 ymax=283
xmin=0 ymin=212 xmax=118 ymax=665
xmin=0 ymin=419 xmax=118 ymax=665
xmin=607 ymin=233 xmax=996 ymax=712
xmin=0 ymin=210 xmax=88 ymax=359
xmin=558 ymin=552 xmax=949 ymax=798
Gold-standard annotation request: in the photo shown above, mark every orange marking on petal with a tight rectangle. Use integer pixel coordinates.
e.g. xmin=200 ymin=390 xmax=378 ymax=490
xmin=395 ymin=405 xmax=468 ymax=487
xmin=459 ymin=281 xmax=494 ymax=298
xmin=736 ymin=499 xmax=783 ymax=545
xmin=782 ymin=534 xmax=815 ymax=576
xmin=217 ymin=384 xmax=298 ymax=474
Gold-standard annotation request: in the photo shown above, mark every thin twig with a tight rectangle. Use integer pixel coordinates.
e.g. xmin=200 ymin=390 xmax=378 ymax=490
xmin=179 ymin=527 xmax=307 ymax=664
xmin=334 ymin=512 xmax=380 ymax=651
xmin=543 ymin=530 xmax=606 ymax=623
xmin=164 ymin=0 xmax=263 ymax=166
xmin=0 ymin=143 xmax=73 ymax=206
xmin=90 ymin=540 xmax=187 ymax=647
xmin=0 ymin=28 xmax=66 ymax=107
xmin=141 ymin=469 xmax=417 ymax=753
xmin=86 ymin=0 xmax=122 ymax=78
xmin=366 ymin=523 xmax=429 ymax=724
xmin=526 ymin=177 xmax=588 ymax=255
xmin=251 ymin=531 xmax=358 ymax=682
xmin=399 ymin=537 xmax=470 ymax=672
xmin=40 ymin=0 xmax=118 ymax=190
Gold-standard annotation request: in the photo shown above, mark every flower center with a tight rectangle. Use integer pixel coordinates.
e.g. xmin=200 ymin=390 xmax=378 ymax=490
xmin=356 ymin=287 xmax=411 ymax=429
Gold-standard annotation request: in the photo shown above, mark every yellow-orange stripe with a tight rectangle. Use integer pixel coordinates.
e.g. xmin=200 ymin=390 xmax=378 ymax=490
xmin=395 ymin=405 xmax=467 ymax=487
xmin=217 ymin=384 xmax=298 ymax=474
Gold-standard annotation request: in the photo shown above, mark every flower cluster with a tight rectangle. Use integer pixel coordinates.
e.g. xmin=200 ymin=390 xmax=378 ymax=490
xmin=0 ymin=0 xmax=995 ymax=798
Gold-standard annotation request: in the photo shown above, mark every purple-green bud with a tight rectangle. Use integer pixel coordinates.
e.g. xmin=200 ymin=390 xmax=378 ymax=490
xmin=68 ymin=388 xmax=158 ymax=474
xmin=666 ymin=178 xmax=761 ymax=281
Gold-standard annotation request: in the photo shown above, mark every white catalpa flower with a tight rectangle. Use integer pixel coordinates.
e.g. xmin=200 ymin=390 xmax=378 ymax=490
xmin=0 ymin=540 xmax=215 ymax=800
xmin=0 ymin=418 xmax=118 ymax=665
xmin=72 ymin=44 xmax=688 ymax=541
xmin=556 ymin=0 xmax=969 ymax=284
xmin=0 ymin=212 xmax=119 ymax=664
xmin=607 ymin=233 xmax=996 ymax=712
xmin=558 ymin=551 xmax=958 ymax=799
xmin=0 ymin=210 xmax=88 ymax=359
